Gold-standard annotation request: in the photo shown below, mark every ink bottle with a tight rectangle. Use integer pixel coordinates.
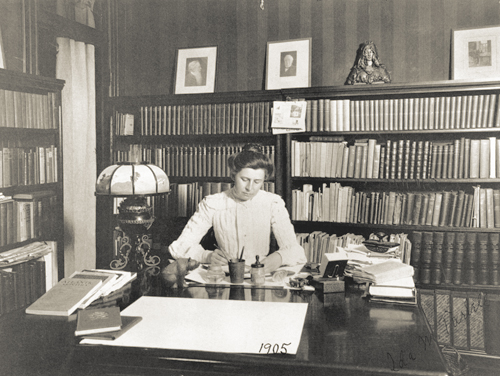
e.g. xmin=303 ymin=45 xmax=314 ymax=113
xmin=251 ymin=256 xmax=265 ymax=286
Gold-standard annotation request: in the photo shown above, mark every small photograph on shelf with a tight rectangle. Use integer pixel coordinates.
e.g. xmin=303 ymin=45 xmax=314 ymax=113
xmin=452 ymin=25 xmax=500 ymax=81
xmin=266 ymin=38 xmax=311 ymax=90
xmin=0 ymin=26 xmax=5 ymax=69
xmin=174 ymin=46 xmax=217 ymax=94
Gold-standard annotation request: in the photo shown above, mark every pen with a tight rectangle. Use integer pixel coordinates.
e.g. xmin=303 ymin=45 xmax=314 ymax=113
xmin=214 ymin=243 xmax=232 ymax=262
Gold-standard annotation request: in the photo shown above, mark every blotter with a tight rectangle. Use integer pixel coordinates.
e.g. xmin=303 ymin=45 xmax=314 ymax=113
xmin=80 ymin=296 xmax=308 ymax=355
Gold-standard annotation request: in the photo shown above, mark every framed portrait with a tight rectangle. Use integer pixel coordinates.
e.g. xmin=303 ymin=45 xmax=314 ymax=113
xmin=175 ymin=46 xmax=217 ymax=94
xmin=0 ymin=26 xmax=5 ymax=69
xmin=266 ymin=38 xmax=311 ymax=90
xmin=452 ymin=26 xmax=500 ymax=81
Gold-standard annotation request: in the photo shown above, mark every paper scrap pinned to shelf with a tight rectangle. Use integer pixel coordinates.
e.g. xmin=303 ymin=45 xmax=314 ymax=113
xmin=271 ymin=101 xmax=306 ymax=134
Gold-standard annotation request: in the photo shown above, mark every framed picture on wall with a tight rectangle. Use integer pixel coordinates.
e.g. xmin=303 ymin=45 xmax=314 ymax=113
xmin=266 ymin=38 xmax=311 ymax=90
xmin=452 ymin=25 xmax=500 ymax=80
xmin=0 ymin=26 xmax=5 ymax=69
xmin=175 ymin=46 xmax=217 ymax=94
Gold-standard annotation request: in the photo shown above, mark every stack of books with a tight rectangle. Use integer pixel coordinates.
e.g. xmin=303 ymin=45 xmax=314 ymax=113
xmin=25 ymin=269 xmax=136 ymax=316
xmin=348 ymin=259 xmax=417 ymax=305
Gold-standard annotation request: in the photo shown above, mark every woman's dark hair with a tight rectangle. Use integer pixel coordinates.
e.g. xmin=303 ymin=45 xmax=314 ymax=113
xmin=227 ymin=143 xmax=274 ymax=179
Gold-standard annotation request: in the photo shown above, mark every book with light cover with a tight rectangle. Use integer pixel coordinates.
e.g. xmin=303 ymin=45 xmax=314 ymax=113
xmin=26 ymin=277 xmax=103 ymax=316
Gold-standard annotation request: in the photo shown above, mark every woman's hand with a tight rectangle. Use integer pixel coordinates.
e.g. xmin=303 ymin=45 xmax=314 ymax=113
xmin=210 ymin=249 xmax=230 ymax=266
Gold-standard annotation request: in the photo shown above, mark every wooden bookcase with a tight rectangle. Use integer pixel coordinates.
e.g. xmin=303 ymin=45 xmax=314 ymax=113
xmin=0 ymin=69 xmax=64 ymax=315
xmin=280 ymin=80 xmax=500 ymax=358
xmin=98 ymin=90 xmax=285 ymax=268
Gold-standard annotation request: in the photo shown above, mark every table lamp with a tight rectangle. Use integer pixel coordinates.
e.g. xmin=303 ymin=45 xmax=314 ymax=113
xmin=96 ymin=162 xmax=170 ymax=271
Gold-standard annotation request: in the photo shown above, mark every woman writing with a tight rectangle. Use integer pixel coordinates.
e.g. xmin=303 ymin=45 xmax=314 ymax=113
xmin=168 ymin=143 xmax=306 ymax=273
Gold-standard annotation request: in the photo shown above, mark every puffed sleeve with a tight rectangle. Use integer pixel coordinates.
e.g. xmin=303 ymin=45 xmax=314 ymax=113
xmin=270 ymin=195 xmax=307 ymax=266
xmin=168 ymin=197 xmax=215 ymax=263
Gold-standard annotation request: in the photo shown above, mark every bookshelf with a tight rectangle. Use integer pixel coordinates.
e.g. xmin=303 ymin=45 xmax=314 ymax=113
xmin=280 ymin=80 xmax=500 ymax=289
xmin=280 ymin=80 xmax=500 ymax=358
xmin=0 ymin=69 xmax=64 ymax=315
xmin=98 ymin=90 xmax=285 ymax=267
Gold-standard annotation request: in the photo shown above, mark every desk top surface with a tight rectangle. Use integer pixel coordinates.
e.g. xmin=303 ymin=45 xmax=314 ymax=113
xmin=2 ymin=271 xmax=449 ymax=376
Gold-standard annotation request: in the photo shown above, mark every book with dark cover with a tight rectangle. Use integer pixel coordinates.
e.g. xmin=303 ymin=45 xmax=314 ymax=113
xmin=75 ymin=306 xmax=122 ymax=336
xmin=431 ymin=232 xmax=444 ymax=285
xmin=442 ymin=232 xmax=455 ymax=284
xmin=80 ymin=315 xmax=142 ymax=340
xmin=453 ymin=232 xmax=466 ymax=285
xmin=464 ymin=233 xmax=478 ymax=285
xmin=0 ymin=269 xmax=16 ymax=314
xmin=442 ymin=232 xmax=455 ymax=268
xmin=410 ymin=231 xmax=422 ymax=284
xmin=420 ymin=231 xmax=434 ymax=271
xmin=26 ymin=277 xmax=103 ymax=316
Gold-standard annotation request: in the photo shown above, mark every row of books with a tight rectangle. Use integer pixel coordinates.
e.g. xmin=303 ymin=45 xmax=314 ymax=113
xmin=113 ymin=144 xmax=275 ymax=178
xmin=0 ymin=241 xmax=57 ymax=317
xmin=419 ymin=289 xmax=492 ymax=353
xmin=0 ymin=89 xmax=57 ymax=129
xmin=26 ymin=268 xmax=137 ymax=316
xmin=305 ymin=99 xmax=351 ymax=132
xmin=411 ymin=231 xmax=500 ymax=286
xmin=304 ymin=93 xmax=500 ymax=133
xmin=115 ymin=101 xmax=273 ymax=136
xmin=1 ymin=145 xmax=58 ymax=188
xmin=295 ymin=231 xmax=365 ymax=265
xmin=292 ymin=183 xmax=499 ymax=229
xmin=116 ymin=92 xmax=500 ymax=135
xmin=292 ymin=136 xmax=500 ymax=180
xmin=0 ymin=191 xmax=59 ymax=247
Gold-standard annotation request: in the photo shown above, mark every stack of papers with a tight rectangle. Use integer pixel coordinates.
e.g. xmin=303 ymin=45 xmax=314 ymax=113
xmin=346 ymin=259 xmax=416 ymax=305
xmin=0 ymin=241 xmax=54 ymax=266
xmin=347 ymin=259 xmax=414 ymax=284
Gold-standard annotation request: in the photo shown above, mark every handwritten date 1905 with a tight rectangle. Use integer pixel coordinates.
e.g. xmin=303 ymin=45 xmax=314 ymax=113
xmin=259 ymin=343 xmax=291 ymax=354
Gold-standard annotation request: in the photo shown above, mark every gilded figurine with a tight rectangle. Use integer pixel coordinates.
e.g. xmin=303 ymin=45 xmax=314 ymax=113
xmin=345 ymin=41 xmax=391 ymax=85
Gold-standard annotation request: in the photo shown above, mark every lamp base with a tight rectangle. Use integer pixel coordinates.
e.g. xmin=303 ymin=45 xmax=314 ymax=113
xmin=110 ymin=232 xmax=160 ymax=271
xmin=110 ymin=196 xmax=161 ymax=271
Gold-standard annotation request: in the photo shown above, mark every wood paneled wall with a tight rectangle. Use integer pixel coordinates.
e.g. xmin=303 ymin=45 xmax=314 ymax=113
xmin=111 ymin=0 xmax=500 ymax=96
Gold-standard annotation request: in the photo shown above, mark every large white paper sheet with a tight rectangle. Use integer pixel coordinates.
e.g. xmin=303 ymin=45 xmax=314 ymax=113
xmin=80 ymin=296 xmax=309 ymax=355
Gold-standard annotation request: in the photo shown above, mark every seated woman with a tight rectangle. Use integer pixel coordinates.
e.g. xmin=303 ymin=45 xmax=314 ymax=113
xmin=168 ymin=143 xmax=307 ymax=273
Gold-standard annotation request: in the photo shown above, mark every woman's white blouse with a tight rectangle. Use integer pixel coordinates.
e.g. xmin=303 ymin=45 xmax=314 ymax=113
xmin=168 ymin=188 xmax=307 ymax=266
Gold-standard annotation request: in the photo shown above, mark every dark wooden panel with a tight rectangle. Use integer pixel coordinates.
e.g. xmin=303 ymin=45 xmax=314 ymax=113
xmin=113 ymin=0 xmax=500 ymax=97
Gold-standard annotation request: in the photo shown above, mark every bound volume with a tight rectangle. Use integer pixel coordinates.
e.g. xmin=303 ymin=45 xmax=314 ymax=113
xmin=75 ymin=306 xmax=122 ymax=336
xmin=26 ymin=277 xmax=103 ymax=316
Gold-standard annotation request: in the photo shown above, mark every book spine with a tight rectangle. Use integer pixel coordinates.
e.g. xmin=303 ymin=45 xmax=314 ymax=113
xmin=431 ymin=232 xmax=444 ymax=284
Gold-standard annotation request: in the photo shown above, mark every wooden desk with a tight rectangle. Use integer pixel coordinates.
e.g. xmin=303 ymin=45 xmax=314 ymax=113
xmin=2 ymin=276 xmax=449 ymax=376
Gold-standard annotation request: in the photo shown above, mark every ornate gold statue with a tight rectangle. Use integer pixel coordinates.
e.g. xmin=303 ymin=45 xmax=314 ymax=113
xmin=345 ymin=41 xmax=391 ymax=85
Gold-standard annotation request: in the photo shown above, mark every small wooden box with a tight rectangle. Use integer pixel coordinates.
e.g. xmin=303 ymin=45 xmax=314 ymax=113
xmin=309 ymin=277 xmax=345 ymax=293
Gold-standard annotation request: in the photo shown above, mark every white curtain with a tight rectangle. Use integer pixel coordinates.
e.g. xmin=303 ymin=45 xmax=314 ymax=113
xmin=56 ymin=39 xmax=96 ymax=276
